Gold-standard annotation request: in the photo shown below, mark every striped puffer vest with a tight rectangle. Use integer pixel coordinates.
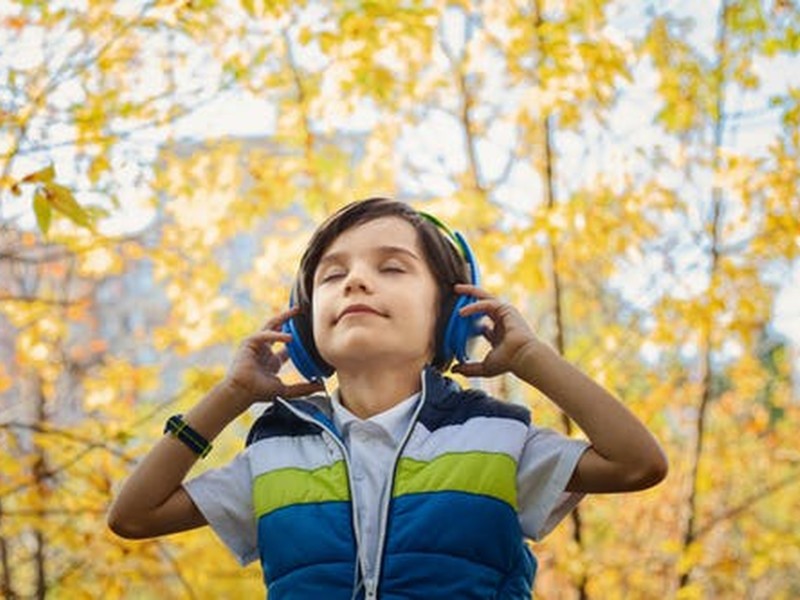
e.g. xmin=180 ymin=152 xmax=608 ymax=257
xmin=245 ymin=368 xmax=536 ymax=599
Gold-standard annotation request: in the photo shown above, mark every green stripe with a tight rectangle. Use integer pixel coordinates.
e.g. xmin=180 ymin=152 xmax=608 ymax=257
xmin=253 ymin=461 xmax=349 ymax=518
xmin=394 ymin=452 xmax=517 ymax=508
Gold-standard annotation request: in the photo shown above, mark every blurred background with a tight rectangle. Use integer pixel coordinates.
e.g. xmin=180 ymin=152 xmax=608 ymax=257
xmin=1 ymin=0 xmax=798 ymax=598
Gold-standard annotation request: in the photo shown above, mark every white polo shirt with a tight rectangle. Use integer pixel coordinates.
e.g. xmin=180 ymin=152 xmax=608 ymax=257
xmin=329 ymin=390 xmax=421 ymax=582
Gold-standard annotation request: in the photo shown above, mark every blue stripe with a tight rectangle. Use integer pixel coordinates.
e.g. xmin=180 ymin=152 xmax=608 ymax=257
xmin=382 ymin=491 xmax=534 ymax=598
xmin=257 ymin=501 xmax=357 ymax=584
xmin=266 ymin=563 xmax=357 ymax=600
xmin=386 ymin=490 xmax=528 ymax=573
xmin=380 ymin=553 xmax=534 ymax=600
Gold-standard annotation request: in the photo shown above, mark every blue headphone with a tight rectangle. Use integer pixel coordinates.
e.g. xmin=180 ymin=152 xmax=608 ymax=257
xmin=282 ymin=212 xmax=482 ymax=381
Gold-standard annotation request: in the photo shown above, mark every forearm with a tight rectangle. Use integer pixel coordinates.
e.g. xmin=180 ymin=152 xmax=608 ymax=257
xmin=108 ymin=382 xmax=248 ymax=534
xmin=514 ymin=340 xmax=667 ymax=482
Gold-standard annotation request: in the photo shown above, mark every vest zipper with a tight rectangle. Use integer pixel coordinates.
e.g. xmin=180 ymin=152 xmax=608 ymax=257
xmin=276 ymin=399 xmax=369 ymax=592
xmin=369 ymin=369 xmax=430 ymax=598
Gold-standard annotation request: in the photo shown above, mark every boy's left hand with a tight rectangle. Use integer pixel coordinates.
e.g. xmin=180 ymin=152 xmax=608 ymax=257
xmin=450 ymin=283 xmax=540 ymax=378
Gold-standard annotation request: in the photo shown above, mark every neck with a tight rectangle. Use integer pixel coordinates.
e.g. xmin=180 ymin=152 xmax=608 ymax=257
xmin=335 ymin=363 xmax=426 ymax=419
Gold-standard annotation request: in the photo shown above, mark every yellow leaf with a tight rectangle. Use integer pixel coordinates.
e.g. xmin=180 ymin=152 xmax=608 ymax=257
xmin=676 ymin=582 xmax=705 ymax=600
xmin=21 ymin=163 xmax=56 ymax=184
xmin=43 ymin=183 xmax=94 ymax=230
xmin=298 ymin=25 xmax=313 ymax=46
xmin=88 ymin=153 xmax=110 ymax=184
xmin=678 ymin=541 xmax=704 ymax=573
xmin=32 ymin=187 xmax=52 ymax=235
xmin=0 ymin=364 xmax=11 ymax=394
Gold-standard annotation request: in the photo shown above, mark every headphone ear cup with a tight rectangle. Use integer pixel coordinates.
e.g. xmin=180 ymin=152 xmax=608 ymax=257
xmin=282 ymin=311 xmax=333 ymax=382
xmin=443 ymin=293 xmax=481 ymax=364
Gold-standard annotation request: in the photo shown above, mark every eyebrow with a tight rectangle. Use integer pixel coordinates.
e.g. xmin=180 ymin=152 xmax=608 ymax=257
xmin=317 ymin=245 xmax=422 ymax=268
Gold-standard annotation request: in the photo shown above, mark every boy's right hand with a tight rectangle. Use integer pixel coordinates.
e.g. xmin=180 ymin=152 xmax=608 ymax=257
xmin=222 ymin=307 xmax=325 ymax=410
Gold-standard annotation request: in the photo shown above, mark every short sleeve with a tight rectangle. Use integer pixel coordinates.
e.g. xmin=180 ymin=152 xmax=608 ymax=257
xmin=183 ymin=450 xmax=258 ymax=565
xmin=517 ymin=424 xmax=590 ymax=541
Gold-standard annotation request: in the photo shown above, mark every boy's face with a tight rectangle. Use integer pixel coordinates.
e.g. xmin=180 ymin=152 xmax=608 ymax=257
xmin=311 ymin=216 xmax=440 ymax=373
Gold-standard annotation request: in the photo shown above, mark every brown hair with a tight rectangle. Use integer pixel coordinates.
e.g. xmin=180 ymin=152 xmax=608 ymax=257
xmin=291 ymin=197 xmax=471 ymax=371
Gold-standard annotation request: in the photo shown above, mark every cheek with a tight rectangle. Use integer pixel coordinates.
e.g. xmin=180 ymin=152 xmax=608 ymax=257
xmin=421 ymin=286 xmax=441 ymax=348
xmin=310 ymin=305 xmax=331 ymax=360
xmin=310 ymin=293 xmax=329 ymax=336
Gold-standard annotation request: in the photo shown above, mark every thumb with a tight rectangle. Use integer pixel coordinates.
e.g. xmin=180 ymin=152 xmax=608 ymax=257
xmin=281 ymin=380 xmax=326 ymax=398
xmin=451 ymin=362 xmax=486 ymax=378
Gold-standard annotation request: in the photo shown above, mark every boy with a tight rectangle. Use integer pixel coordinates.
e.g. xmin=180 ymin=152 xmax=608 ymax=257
xmin=108 ymin=197 xmax=667 ymax=599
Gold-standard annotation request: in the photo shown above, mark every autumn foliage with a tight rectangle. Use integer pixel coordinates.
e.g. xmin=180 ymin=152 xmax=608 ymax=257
xmin=1 ymin=1 xmax=799 ymax=598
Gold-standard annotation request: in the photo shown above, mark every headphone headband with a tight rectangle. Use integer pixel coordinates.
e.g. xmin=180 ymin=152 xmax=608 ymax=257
xmin=418 ymin=211 xmax=479 ymax=286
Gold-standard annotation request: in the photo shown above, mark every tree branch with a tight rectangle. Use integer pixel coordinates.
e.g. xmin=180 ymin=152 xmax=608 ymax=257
xmin=693 ymin=467 xmax=800 ymax=541
xmin=0 ymin=294 xmax=93 ymax=307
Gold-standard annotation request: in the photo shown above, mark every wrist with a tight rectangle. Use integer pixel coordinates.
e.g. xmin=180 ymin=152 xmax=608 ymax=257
xmin=510 ymin=338 xmax=552 ymax=380
xmin=182 ymin=382 xmax=249 ymax=440
xmin=215 ymin=378 xmax=257 ymax=413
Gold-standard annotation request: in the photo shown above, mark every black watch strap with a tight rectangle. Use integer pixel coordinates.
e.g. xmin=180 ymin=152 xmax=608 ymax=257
xmin=164 ymin=414 xmax=212 ymax=458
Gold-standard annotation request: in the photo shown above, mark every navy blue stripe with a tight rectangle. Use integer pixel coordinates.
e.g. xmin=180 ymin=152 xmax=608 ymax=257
xmin=418 ymin=371 xmax=529 ymax=431
xmin=246 ymin=401 xmax=323 ymax=446
xmin=291 ymin=401 xmax=342 ymax=441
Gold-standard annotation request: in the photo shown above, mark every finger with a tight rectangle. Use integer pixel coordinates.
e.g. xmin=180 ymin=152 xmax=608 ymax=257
xmin=245 ymin=332 xmax=292 ymax=367
xmin=248 ymin=333 xmax=292 ymax=371
xmin=261 ymin=306 xmax=302 ymax=331
xmin=281 ymin=380 xmax=326 ymax=398
xmin=249 ymin=329 xmax=293 ymax=345
xmin=454 ymin=283 xmax=494 ymax=300
xmin=451 ymin=361 xmax=487 ymax=378
xmin=275 ymin=346 xmax=290 ymax=364
xmin=263 ymin=351 xmax=283 ymax=373
xmin=480 ymin=323 xmax=499 ymax=345
xmin=458 ymin=298 xmax=504 ymax=318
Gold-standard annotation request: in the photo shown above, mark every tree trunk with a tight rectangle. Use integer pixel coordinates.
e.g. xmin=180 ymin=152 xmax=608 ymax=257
xmin=677 ymin=0 xmax=729 ymax=591
xmin=531 ymin=0 xmax=587 ymax=595
xmin=32 ymin=377 xmax=48 ymax=600
xmin=542 ymin=112 xmax=587 ymax=600
xmin=0 ymin=499 xmax=17 ymax=599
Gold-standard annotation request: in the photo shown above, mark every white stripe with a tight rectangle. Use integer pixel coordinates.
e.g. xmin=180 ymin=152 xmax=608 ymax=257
xmin=403 ymin=416 xmax=528 ymax=461
xmin=247 ymin=433 xmax=341 ymax=476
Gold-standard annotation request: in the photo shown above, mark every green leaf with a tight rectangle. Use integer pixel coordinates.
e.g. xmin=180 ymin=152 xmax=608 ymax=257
xmin=33 ymin=187 xmax=52 ymax=235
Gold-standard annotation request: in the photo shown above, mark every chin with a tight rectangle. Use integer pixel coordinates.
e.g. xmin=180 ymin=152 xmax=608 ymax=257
xmin=324 ymin=347 xmax=423 ymax=370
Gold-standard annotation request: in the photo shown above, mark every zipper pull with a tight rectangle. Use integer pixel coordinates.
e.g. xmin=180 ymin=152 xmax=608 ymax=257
xmin=364 ymin=577 xmax=377 ymax=600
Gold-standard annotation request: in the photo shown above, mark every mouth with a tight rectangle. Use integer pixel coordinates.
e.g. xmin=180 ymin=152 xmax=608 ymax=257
xmin=336 ymin=304 xmax=386 ymax=323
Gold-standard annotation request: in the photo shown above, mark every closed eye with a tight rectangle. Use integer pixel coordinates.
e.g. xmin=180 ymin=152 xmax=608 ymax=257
xmin=320 ymin=271 xmax=346 ymax=283
xmin=380 ymin=258 xmax=409 ymax=273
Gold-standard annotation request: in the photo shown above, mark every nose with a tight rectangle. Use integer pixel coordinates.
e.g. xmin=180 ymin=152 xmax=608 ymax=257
xmin=343 ymin=265 xmax=372 ymax=294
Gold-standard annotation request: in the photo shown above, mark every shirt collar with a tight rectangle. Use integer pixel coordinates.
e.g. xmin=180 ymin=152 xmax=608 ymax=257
xmin=331 ymin=389 xmax=421 ymax=446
